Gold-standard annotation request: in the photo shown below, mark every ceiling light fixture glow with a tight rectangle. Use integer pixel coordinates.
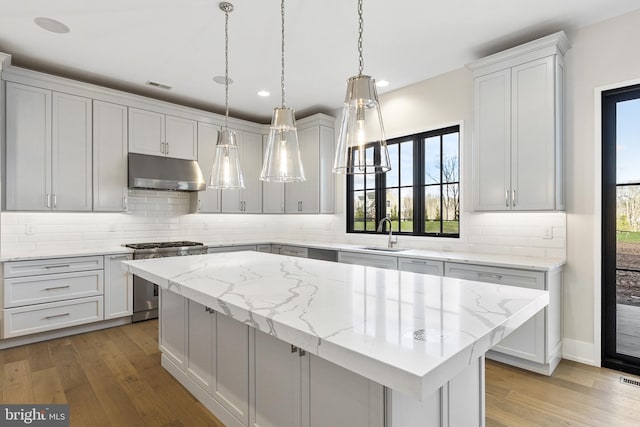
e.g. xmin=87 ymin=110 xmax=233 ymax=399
xmin=257 ymin=90 xmax=270 ymax=97
xmin=33 ymin=17 xmax=70 ymax=34
xmin=209 ymin=2 xmax=244 ymax=190
xmin=260 ymin=0 xmax=305 ymax=183
xmin=333 ymin=0 xmax=390 ymax=175
xmin=376 ymin=80 xmax=389 ymax=87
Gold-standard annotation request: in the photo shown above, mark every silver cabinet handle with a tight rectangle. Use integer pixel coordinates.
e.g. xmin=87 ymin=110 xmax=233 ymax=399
xmin=161 ymin=142 xmax=165 ymax=154
xmin=44 ymin=285 xmax=71 ymax=291
xmin=512 ymin=190 xmax=516 ymax=207
xmin=198 ymin=199 xmax=202 ymax=212
xmin=46 ymin=193 xmax=51 ymax=208
xmin=44 ymin=313 xmax=70 ymax=320
xmin=44 ymin=264 xmax=71 ymax=269
xmin=123 ymin=197 xmax=128 ymax=211
xmin=165 ymin=142 xmax=169 ymax=155
xmin=505 ymin=190 xmax=509 ymax=207
xmin=298 ymin=348 xmax=306 ymax=357
xmin=478 ymin=272 xmax=503 ymax=280
xmin=53 ymin=194 xmax=57 ymax=209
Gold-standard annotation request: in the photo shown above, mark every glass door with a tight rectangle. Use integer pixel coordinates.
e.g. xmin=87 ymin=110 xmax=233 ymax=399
xmin=602 ymin=84 xmax=640 ymax=375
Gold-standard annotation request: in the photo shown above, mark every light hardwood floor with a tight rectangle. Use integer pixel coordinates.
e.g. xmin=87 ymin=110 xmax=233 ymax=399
xmin=2 ymin=320 xmax=640 ymax=426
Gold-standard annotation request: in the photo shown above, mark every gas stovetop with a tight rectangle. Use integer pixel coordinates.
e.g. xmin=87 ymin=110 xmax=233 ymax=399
xmin=125 ymin=241 xmax=204 ymax=250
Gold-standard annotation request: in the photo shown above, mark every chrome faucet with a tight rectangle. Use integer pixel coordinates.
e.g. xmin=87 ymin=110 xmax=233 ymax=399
xmin=377 ymin=216 xmax=398 ymax=248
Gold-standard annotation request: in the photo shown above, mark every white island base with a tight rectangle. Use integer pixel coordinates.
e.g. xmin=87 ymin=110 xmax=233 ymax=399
xmin=160 ymin=291 xmax=484 ymax=427
xmin=124 ymin=252 xmax=547 ymax=427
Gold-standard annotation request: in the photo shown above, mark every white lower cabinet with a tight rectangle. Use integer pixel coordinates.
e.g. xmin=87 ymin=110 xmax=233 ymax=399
xmin=160 ymin=292 xmax=384 ymax=427
xmin=398 ymin=258 xmax=444 ymax=276
xmin=444 ymin=262 xmax=562 ymax=374
xmin=104 ymin=254 xmax=133 ymax=320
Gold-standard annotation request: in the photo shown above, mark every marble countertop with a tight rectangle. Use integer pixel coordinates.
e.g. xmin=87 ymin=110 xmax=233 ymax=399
xmin=1 ymin=239 xmax=565 ymax=271
xmin=124 ymin=251 xmax=549 ymax=401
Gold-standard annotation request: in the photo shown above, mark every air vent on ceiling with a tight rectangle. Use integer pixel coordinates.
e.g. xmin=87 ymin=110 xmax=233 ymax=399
xmin=145 ymin=81 xmax=172 ymax=90
xmin=620 ymin=376 xmax=640 ymax=388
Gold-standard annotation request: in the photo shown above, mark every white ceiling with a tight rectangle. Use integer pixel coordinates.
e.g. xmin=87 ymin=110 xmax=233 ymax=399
xmin=0 ymin=0 xmax=639 ymax=123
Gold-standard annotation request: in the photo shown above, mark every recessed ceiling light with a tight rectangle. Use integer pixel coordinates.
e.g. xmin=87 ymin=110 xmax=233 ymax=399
xmin=257 ymin=90 xmax=270 ymax=97
xmin=376 ymin=80 xmax=389 ymax=88
xmin=34 ymin=17 xmax=70 ymax=34
xmin=213 ymin=76 xmax=233 ymax=85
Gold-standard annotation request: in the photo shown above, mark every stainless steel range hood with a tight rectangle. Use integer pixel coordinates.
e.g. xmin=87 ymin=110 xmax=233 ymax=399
xmin=128 ymin=153 xmax=206 ymax=192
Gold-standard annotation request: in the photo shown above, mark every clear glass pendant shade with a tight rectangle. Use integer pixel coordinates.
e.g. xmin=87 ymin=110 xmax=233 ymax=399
xmin=209 ymin=129 xmax=245 ymax=189
xmin=333 ymin=75 xmax=390 ymax=174
xmin=260 ymin=107 xmax=305 ymax=182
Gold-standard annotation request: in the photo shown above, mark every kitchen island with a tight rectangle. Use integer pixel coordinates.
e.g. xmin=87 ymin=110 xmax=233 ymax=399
xmin=124 ymin=251 xmax=548 ymax=427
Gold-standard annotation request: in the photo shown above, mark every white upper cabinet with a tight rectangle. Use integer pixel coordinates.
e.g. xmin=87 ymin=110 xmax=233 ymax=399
xmin=468 ymin=31 xmax=569 ymax=211
xmin=128 ymin=107 xmax=197 ymax=160
xmin=196 ymin=122 xmax=221 ymax=213
xmin=221 ymin=131 xmax=263 ymax=214
xmin=93 ymin=100 xmax=128 ymax=212
xmin=6 ymin=82 xmax=92 ymax=211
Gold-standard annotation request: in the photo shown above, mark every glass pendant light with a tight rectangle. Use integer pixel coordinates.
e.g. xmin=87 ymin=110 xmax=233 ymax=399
xmin=209 ymin=2 xmax=244 ymax=189
xmin=260 ymin=0 xmax=305 ymax=182
xmin=333 ymin=0 xmax=390 ymax=174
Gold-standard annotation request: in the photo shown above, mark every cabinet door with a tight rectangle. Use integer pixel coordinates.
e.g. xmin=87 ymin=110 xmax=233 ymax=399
xmin=187 ymin=300 xmax=214 ymax=393
xmin=213 ymin=313 xmax=250 ymax=425
xmin=197 ymin=122 xmax=221 ymax=213
xmin=93 ymin=101 xmax=128 ymax=211
xmin=262 ymin=135 xmax=286 ymax=213
xmin=253 ymin=330 xmax=302 ymax=427
xmin=159 ymin=289 xmax=187 ymax=369
xmin=241 ymin=131 xmax=263 ymax=213
xmin=128 ymin=108 xmax=165 ymax=156
xmin=338 ymin=252 xmax=398 ymax=270
xmin=511 ymin=56 xmax=556 ymax=210
xmin=5 ymin=82 xmax=52 ymax=211
xmin=104 ymin=254 xmax=133 ymax=319
xmin=444 ymin=262 xmax=546 ymax=363
xmin=398 ymin=257 xmax=444 ymax=276
xmin=166 ymin=115 xmax=197 ymax=160
xmin=51 ymin=92 xmax=92 ymax=211
xmin=308 ymin=354 xmax=384 ymax=427
xmin=318 ymin=125 xmax=335 ymax=214
xmin=297 ymin=126 xmax=320 ymax=213
xmin=473 ymin=69 xmax=511 ymax=211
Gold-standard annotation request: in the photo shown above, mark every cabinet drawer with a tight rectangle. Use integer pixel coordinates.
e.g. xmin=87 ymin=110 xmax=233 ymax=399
xmin=398 ymin=258 xmax=444 ymax=276
xmin=4 ymin=271 xmax=104 ymax=308
xmin=4 ymin=256 xmax=104 ymax=278
xmin=207 ymin=245 xmax=257 ymax=254
xmin=444 ymin=262 xmax=544 ymax=290
xmin=276 ymin=245 xmax=308 ymax=258
xmin=3 ymin=296 xmax=104 ymax=338
xmin=338 ymin=252 xmax=398 ymax=270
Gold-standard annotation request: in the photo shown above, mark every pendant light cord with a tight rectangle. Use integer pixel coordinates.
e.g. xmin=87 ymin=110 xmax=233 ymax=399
xmin=358 ymin=0 xmax=364 ymax=76
xmin=281 ymin=0 xmax=286 ymax=108
xmin=224 ymin=6 xmax=230 ymax=129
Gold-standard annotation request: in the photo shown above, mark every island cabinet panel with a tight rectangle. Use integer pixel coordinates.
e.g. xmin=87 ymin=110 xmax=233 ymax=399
xmin=386 ymin=356 xmax=484 ymax=427
xmin=252 ymin=330 xmax=303 ymax=427
xmin=308 ymin=354 xmax=384 ymax=427
xmin=159 ymin=289 xmax=187 ymax=370
xmin=186 ymin=300 xmax=214 ymax=392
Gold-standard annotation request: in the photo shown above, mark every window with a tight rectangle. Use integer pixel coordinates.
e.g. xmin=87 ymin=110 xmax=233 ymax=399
xmin=347 ymin=125 xmax=460 ymax=237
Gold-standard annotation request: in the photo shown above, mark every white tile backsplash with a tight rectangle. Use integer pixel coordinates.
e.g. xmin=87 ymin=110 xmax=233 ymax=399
xmin=1 ymin=190 xmax=566 ymax=259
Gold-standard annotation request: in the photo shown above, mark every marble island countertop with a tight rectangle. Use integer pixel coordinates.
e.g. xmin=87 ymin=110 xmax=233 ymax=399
xmin=124 ymin=251 xmax=549 ymax=401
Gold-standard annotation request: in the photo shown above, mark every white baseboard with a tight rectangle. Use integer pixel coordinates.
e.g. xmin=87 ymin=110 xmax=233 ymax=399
xmin=562 ymin=338 xmax=598 ymax=366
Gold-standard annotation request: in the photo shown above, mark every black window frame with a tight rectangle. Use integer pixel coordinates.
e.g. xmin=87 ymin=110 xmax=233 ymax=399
xmin=346 ymin=125 xmax=460 ymax=238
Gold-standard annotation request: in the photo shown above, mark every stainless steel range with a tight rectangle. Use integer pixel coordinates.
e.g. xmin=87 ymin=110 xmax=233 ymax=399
xmin=125 ymin=241 xmax=207 ymax=322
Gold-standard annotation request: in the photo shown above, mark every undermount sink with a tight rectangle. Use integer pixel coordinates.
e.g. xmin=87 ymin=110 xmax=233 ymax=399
xmin=360 ymin=246 xmax=407 ymax=252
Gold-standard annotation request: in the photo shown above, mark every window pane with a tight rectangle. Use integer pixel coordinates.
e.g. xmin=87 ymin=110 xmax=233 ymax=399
xmin=443 ymin=133 xmax=459 ymax=183
xmin=443 ymin=184 xmax=460 ymax=234
xmin=425 ymin=136 xmax=441 ymax=184
xmin=353 ymin=191 xmax=365 ymax=230
xmin=386 ymin=144 xmax=399 ymax=187
xmin=365 ymin=190 xmax=376 ymax=231
xmin=400 ymin=141 xmax=413 ymax=187
xmin=400 ymin=187 xmax=414 ymax=232
xmin=424 ymin=186 xmax=441 ymax=233
xmin=386 ymin=188 xmax=400 ymax=233
xmin=354 ymin=173 xmax=365 ymax=190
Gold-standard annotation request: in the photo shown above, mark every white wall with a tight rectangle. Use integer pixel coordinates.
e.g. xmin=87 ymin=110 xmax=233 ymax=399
xmin=563 ymin=8 xmax=640 ymax=364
